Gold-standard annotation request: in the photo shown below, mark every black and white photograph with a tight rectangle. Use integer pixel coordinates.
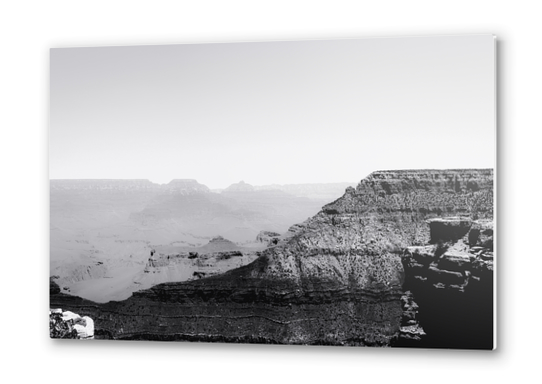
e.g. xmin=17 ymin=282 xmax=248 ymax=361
xmin=49 ymin=35 xmax=495 ymax=349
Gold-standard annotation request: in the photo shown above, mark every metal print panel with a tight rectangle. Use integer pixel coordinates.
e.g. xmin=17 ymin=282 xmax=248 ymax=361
xmin=49 ymin=35 xmax=496 ymax=349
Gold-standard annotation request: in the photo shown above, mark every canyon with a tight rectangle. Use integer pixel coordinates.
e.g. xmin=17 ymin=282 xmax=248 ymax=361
xmin=50 ymin=169 xmax=494 ymax=349
xmin=50 ymin=179 xmax=353 ymax=302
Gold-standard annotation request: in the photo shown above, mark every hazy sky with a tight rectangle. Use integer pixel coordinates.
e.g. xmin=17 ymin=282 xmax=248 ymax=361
xmin=50 ymin=35 xmax=495 ymax=189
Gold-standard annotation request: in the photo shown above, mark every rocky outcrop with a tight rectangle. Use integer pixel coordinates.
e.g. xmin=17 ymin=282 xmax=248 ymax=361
xmin=49 ymin=295 xmax=95 ymax=340
xmin=162 ymin=179 xmax=211 ymax=194
xmin=256 ymin=231 xmax=281 ymax=246
xmin=398 ymin=290 xmax=426 ymax=342
xmin=201 ymin=236 xmax=240 ymax=252
xmin=398 ymin=216 xmax=494 ymax=349
xmin=132 ymin=237 xmax=261 ymax=293
xmin=50 ymin=169 xmax=494 ymax=348
xmin=49 ymin=311 xmax=94 ymax=340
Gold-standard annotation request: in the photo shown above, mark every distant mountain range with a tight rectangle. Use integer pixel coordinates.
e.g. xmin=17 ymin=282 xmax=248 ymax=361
xmin=214 ymin=180 xmax=356 ymax=200
xmin=51 ymin=179 xmax=356 ymax=242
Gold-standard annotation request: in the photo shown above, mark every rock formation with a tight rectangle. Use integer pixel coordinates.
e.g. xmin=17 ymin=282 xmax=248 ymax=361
xmin=397 ymin=217 xmax=494 ymax=349
xmin=223 ymin=181 xmax=255 ymax=192
xmin=49 ymin=289 xmax=95 ymax=341
xmin=135 ymin=236 xmax=261 ymax=289
xmin=162 ymin=179 xmax=211 ymax=194
xmin=256 ymin=231 xmax=281 ymax=245
xmin=50 ymin=169 xmax=494 ymax=348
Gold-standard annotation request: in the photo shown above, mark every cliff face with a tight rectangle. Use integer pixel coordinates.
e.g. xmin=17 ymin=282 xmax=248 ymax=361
xmin=50 ymin=169 xmax=494 ymax=348
xmin=398 ymin=218 xmax=494 ymax=349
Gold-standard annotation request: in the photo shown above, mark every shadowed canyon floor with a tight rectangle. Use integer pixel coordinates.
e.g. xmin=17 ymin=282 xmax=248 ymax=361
xmin=50 ymin=169 xmax=494 ymax=349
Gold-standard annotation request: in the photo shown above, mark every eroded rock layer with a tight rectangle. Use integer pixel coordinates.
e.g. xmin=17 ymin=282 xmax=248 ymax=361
xmin=51 ymin=169 xmax=494 ymax=348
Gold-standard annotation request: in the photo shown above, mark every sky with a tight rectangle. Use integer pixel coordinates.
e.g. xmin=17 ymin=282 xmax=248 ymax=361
xmin=50 ymin=35 xmax=495 ymax=189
